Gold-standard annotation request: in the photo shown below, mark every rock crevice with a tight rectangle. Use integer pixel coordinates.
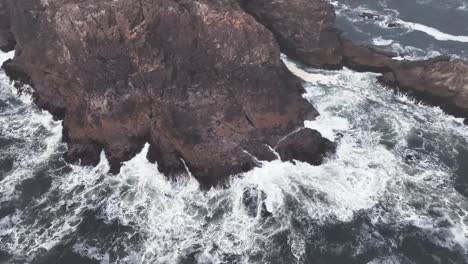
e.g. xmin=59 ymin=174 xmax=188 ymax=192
xmin=1 ymin=0 xmax=336 ymax=187
xmin=2 ymin=0 xmax=468 ymax=188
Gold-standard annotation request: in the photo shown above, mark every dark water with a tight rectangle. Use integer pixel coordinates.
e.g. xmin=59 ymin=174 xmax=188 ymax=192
xmin=1 ymin=1 xmax=468 ymax=263
xmin=334 ymin=0 xmax=468 ymax=59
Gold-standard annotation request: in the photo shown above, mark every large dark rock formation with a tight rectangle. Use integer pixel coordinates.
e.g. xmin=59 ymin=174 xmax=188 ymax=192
xmin=240 ymin=0 xmax=468 ymax=122
xmin=240 ymin=0 xmax=343 ymax=69
xmin=0 ymin=1 xmax=14 ymax=52
xmin=0 ymin=0 xmax=335 ymax=187
xmin=341 ymin=41 xmax=468 ymax=121
xmin=380 ymin=57 xmax=468 ymax=120
xmin=1 ymin=0 xmax=468 ymax=189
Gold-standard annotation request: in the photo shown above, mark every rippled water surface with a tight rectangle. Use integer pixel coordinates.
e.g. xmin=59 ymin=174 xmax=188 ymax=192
xmin=1 ymin=1 xmax=468 ymax=263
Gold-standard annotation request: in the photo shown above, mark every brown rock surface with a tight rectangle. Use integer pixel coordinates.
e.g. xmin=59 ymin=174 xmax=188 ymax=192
xmin=1 ymin=0 xmax=335 ymax=187
xmin=240 ymin=0 xmax=343 ymax=69
xmin=240 ymin=0 xmax=468 ymax=122
xmin=3 ymin=0 xmax=468 ymax=189
xmin=0 ymin=1 xmax=15 ymax=52
xmin=276 ymin=128 xmax=336 ymax=166
xmin=381 ymin=57 xmax=468 ymax=119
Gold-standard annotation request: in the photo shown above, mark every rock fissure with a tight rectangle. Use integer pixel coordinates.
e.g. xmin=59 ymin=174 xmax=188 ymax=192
xmin=1 ymin=0 xmax=468 ymax=188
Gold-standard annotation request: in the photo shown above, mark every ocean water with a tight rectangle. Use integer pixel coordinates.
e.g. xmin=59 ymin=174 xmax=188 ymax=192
xmin=1 ymin=1 xmax=468 ymax=263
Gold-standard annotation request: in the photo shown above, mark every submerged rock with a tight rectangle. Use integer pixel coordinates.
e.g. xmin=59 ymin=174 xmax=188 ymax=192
xmin=1 ymin=0 xmax=334 ymax=187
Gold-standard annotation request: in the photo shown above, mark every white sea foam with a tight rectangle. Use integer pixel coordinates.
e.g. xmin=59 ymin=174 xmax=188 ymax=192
xmin=285 ymin=57 xmax=468 ymax=250
xmin=372 ymin=37 xmax=394 ymax=46
xmin=400 ymin=21 xmax=468 ymax=42
xmin=0 ymin=50 xmax=13 ymax=64
xmin=1 ymin=47 xmax=468 ymax=263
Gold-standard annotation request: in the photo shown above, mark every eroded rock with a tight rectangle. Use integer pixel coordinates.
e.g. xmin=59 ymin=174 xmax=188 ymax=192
xmin=241 ymin=0 xmax=343 ymax=69
xmin=240 ymin=0 xmax=468 ymax=123
xmin=2 ymin=0 xmax=334 ymax=187
xmin=382 ymin=58 xmax=468 ymax=119
xmin=276 ymin=128 xmax=335 ymax=165
xmin=0 ymin=1 xmax=15 ymax=52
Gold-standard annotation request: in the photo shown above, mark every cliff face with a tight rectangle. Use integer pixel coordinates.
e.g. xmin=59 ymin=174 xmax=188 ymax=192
xmin=240 ymin=0 xmax=343 ymax=69
xmin=0 ymin=0 xmax=335 ymax=187
xmin=1 ymin=0 xmax=468 ymax=188
xmin=0 ymin=1 xmax=14 ymax=52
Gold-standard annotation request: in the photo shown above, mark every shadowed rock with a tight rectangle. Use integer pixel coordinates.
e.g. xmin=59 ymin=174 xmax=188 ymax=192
xmin=381 ymin=57 xmax=468 ymax=119
xmin=3 ymin=0 xmax=467 ymax=190
xmin=340 ymin=38 xmax=397 ymax=73
xmin=241 ymin=0 xmax=468 ymax=123
xmin=1 ymin=0 xmax=334 ymax=188
xmin=0 ymin=1 xmax=14 ymax=52
xmin=276 ymin=128 xmax=335 ymax=165
xmin=240 ymin=0 xmax=343 ymax=69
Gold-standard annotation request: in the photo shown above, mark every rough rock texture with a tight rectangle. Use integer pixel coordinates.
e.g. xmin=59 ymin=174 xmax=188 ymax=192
xmin=241 ymin=0 xmax=468 ymax=121
xmin=276 ymin=128 xmax=335 ymax=166
xmin=341 ymin=41 xmax=468 ymax=121
xmin=340 ymin=38 xmax=397 ymax=73
xmin=381 ymin=58 xmax=468 ymax=119
xmin=2 ymin=0 xmax=468 ymax=189
xmin=0 ymin=1 xmax=14 ymax=52
xmin=1 ymin=0 xmax=335 ymax=187
xmin=240 ymin=0 xmax=343 ymax=69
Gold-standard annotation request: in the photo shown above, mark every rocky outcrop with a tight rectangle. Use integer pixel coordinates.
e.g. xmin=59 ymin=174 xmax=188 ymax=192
xmin=341 ymin=41 xmax=468 ymax=121
xmin=241 ymin=0 xmax=468 ymax=122
xmin=340 ymin=38 xmax=397 ymax=73
xmin=0 ymin=1 xmax=14 ymax=52
xmin=1 ymin=0 xmax=335 ymax=187
xmin=2 ymin=0 xmax=468 ymax=189
xmin=276 ymin=128 xmax=335 ymax=166
xmin=240 ymin=0 xmax=343 ymax=69
xmin=380 ymin=58 xmax=468 ymax=120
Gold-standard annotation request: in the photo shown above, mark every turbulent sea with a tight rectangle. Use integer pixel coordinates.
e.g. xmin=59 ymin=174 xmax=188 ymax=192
xmin=1 ymin=1 xmax=468 ymax=263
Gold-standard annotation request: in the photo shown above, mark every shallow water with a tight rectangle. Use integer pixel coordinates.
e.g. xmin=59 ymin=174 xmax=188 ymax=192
xmin=1 ymin=1 xmax=468 ymax=264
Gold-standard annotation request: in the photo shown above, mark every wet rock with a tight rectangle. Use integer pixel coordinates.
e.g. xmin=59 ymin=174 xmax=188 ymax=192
xmin=0 ymin=2 xmax=15 ymax=52
xmin=387 ymin=22 xmax=401 ymax=28
xmin=406 ymin=128 xmax=424 ymax=149
xmin=405 ymin=154 xmax=415 ymax=163
xmin=242 ymin=187 xmax=272 ymax=218
xmin=275 ymin=128 xmax=336 ymax=165
xmin=359 ymin=12 xmax=379 ymax=20
xmin=381 ymin=57 xmax=468 ymax=121
xmin=241 ymin=0 xmax=468 ymax=123
xmin=241 ymin=0 xmax=343 ymax=69
xmin=340 ymin=40 xmax=468 ymax=122
xmin=2 ymin=0 xmax=332 ymax=187
xmin=341 ymin=38 xmax=397 ymax=73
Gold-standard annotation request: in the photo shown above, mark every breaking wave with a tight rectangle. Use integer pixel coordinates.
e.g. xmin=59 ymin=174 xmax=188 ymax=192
xmin=1 ymin=47 xmax=467 ymax=263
